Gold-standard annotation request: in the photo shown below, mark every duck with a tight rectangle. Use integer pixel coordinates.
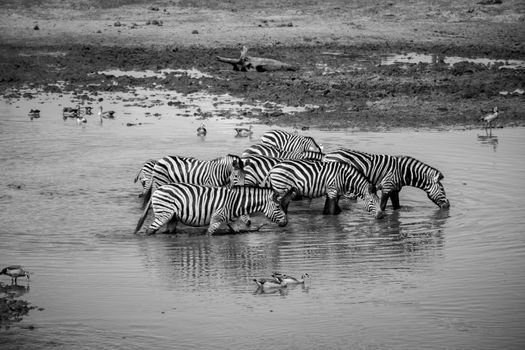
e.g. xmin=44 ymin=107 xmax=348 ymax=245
xmin=253 ymin=276 xmax=287 ymax=289
xmin=480 ymin=107 xmax=499 ymax=130
xmin=234 ymin=124 xmax=253 ymax=137
xmin=1 ymin=265 xmax=30 ymax=284
xmin=28 ymin=109 xmax=40 ymax=120
xmin=98 ymin=106 xmax=115 ymax=119
xmin=197 ymin=123 xmax=207 ymax=136
xmin=272 ymin=272 xmax=310 ymax=284
xmin=63 ymin=105 xmax=79 ymax=119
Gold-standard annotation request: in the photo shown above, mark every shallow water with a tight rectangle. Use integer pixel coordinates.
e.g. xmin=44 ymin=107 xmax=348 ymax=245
xmin=1 ymin=93 xmax=524 ymax=349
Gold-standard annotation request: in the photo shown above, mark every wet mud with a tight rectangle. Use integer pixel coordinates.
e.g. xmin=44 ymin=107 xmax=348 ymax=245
xmin=1 ymin=42 xmax=523 ymax=131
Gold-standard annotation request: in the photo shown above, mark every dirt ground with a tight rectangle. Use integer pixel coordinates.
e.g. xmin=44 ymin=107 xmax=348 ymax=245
xmin=0 ymin=0 xmax=524 ymax=130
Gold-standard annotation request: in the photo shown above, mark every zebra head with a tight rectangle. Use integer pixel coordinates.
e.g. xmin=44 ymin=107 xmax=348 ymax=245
xmin=264 ymin=189 xmax=294 ymax=226
xmin=427 ymin=173 xmax=450 ymax=209
xmin=222 ymin=154 xmax=245 ymax=188
xmin=362 ymin=184 xmax=384 ymax=219
xmin=304 ymin=136 xmax=323 ymax=152
xmin=399 ymin=156 xmax=450 ymax=209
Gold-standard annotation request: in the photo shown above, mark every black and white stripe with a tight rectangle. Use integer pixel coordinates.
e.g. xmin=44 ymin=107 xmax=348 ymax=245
xmin=261 ymin=129 xmax=322 ymax=152
xmin=235 ymin=155 xmax=283 ymax=187
xmin=242 ymin=143 xmax=324 ymax=160
xmin=134 ymin=159 xmax=157 ymax=196
xmin=135 ymin=183 xmax=293 ymax=235
xmin=142 ymin=154 xmax=244 ymax=207
xmin=324 ymin=149 xmax=450 ymax=210
xmin=268 ymin=159 xmax=383 ymax=217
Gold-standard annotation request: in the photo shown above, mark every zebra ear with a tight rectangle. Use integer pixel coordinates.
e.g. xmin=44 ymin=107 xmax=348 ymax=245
xmin=433 ymin=174 xmax=443 ymax=182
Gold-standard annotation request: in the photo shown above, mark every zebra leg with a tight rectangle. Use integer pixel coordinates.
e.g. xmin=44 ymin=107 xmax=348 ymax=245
xmin=323 ymin=195 xmax=341 ymax=215
xmin=390 ymin=191 xmax=401 ymax=210
xmin=380 ymin=192 xmax=390 ymax=212
xmin=166 ymin=219 xmax=178 ymax=234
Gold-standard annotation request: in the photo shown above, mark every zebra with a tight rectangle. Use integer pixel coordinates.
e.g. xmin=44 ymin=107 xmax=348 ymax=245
xmin=324 ymin=149 xmax=450 ymax=211
xmin=236 ymin=155 xmax=283 ymax=187
xmin=142 ymin=154 xmax=245 ymax=207
xmin=261 ymin=129 xmax=322 ymax=152
xmin=242 ymin=143 xmax=324 ymax=161
xmin=134 ymin=183 xmax=294 ymax=235
xmin=267 ymin=159 xmax=383 ymax=218
xmin=134 ymin=159 xmax=157 ymax=196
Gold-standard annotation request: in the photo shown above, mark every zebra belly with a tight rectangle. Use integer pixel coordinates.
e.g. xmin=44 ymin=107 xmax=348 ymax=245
xmin=172 ymin=191 xmax=228 ymax=227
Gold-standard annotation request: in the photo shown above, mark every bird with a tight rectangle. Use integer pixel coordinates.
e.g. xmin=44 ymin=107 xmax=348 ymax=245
xmin=28 ymin=109 xmax=40 ymax=120
xmin=1 ymin=265 xmax=30 ymax=284
xmin=253 ymin=276 xmax=287 ymax=289
xmin=98 ymin=106 xmax=115 ymax=119
xmin=197 ymin=123 xmax=207 ymax=136
xmin=480 ymin=107 xmax=499 ymax=130
xmin=76 ymin=115 xmax=87 ymax=125
xmin=234 ymin=124 xmax=253 ymax=137
xmin=62 ymin=106 xmax=79 ymax=119
xmin=272 ymin=272 xmax=310 ymax=284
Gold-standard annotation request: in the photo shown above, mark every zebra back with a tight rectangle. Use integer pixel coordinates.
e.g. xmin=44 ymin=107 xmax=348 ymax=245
xmin=261 ymin=129 xmax=322 ymax=152
xmin=242 ymin=143 xmax=324 ymax=160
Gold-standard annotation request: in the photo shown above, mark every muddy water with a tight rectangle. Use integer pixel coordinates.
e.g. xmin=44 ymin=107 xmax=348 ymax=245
xmin=1 ymin=93 xmax=524 ymax=350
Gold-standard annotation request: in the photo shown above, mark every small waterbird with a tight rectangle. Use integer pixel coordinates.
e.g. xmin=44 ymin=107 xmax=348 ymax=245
xmin=197 ymin=123 xmax=207 ymax=136
xmin=253 ymin=276 xmax=287 ymax=289
xmin=234 ymin=124 xmax=253 ymax=137
xmin=28 ymin=109 xmax=40 ymax=120
xmin=98 ymin=106 xmax=115 ymax=119
xmin=272 ymin=272 xmax=310 ymax=284
xmin=63 ymin=105 xmax=79 ymax=119
xmin=480 ymin=107 xmax=499 ymax=130
xmin=1 ymin=265 xmax=30 ymax=284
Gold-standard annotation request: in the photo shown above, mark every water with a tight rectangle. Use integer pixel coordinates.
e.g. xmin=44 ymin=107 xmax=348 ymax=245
xmin=1 ymin=93 xmax=524 ymax=350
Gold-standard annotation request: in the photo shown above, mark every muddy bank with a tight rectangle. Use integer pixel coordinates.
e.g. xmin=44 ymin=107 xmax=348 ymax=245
xmin=1 ymin=42 xmax=524 ymax=130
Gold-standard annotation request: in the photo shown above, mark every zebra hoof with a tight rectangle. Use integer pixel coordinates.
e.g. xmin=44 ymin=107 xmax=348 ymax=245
xmin=375 ymin=211 xmax=384 ymax=219
xmin=145 ymin=228 xmax=156 ymax=235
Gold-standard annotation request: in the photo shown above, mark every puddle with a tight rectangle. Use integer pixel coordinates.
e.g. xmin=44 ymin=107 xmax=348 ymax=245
xmin=381 ymin=53 xmax=525 ymax=69
xmin=98 ymin=68 xmax=214 ymax=79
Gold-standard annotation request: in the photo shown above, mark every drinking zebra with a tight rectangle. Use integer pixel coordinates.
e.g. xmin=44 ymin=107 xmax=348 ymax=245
xmin=261 ymin=129 xmax=323 ymax=152
xmin=135 ymin=183 xmax=294 ymax=235
xmin=134 ymin=159 xmax=158 ymax=196
xmin=242 ymin=143 xmax=324 ymax=161
xmin=142 ymin=154 xmax=245 ymax=207
xmin=267 ymin=159 xmax=383 ymax=218
xmin=324 ymin=149 xmax=450 ymax=211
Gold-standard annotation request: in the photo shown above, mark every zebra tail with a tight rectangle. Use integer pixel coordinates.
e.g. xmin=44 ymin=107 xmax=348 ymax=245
xmin=142 ymin=183 xmax=153 ymax=208
xmin=135 ymin=197 xmax=152 ymax=234
xmin=133 ymin=167 xmax=142 ymax=183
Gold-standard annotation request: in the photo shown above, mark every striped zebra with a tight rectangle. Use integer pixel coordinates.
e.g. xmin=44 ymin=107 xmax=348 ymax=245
xmin=324 ymin=149 xmax=450 ymax=211
xmin=142 ymin=154 xmax=245 ymax=207
xmin=135 ymin=183 xmax=294 ymax=235
xmin=268 ymin=160 xmax=383 ymax=218
xmin=242 ymin=143 xmax=324 ymax=161
xmin=134 ymin=159 xmax=157 ymax=196
xmin=236 ymin=155 xmax=283 ymax=187
xmin=261 ymin=129 xmax=322 ymax=152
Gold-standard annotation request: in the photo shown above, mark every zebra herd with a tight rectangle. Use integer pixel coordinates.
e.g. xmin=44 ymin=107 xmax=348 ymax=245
xmin=134 ymin=129 xmax=450 ymax=235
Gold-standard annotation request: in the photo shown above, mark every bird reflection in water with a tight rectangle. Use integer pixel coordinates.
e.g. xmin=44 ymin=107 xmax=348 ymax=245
xmin=0 ymin=283 xmax=30 ymax=298
xmin=477 ymin=130 xmax=498 ymax=151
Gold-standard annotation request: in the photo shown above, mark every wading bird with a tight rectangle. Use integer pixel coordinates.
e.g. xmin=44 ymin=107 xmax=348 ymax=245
xmin=98 ymin=106 xmax=115 ymax=119
xmin=28 ymin=109 xmax=40 ymax=120
xmin=480 ymin=107 xmax=499 ymax=131
xmin=253 ymin=276 xmax=287 ymax=289
xmin=197 ymin=123 xmax=207 ymax=136
xmin=1 ymin=265 xmax=30 ymax=284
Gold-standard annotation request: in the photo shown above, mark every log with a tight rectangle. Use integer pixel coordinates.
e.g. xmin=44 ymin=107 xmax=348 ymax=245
xmin=216 ymin=46 xmax=297 ymax=72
